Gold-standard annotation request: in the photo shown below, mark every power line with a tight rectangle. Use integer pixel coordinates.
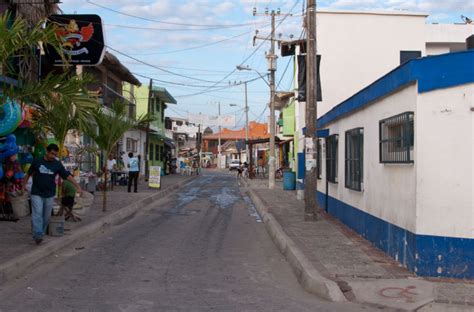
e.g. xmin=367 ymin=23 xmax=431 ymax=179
xmin=121 ymin=63 xmax=231 ymax=73
xmin=276 ymin=55 xmax=293 ymax=90
xmin=106 ymin=45 xmax=230 ymax=84
xmin=132 ymin=72 xmax=267 ymax=94
xmin=182 ymin=0 xmax=301 ymax=99
xmin=127 ymin=30 xmax=251 ymax=56
xmin=87 ymin=0 xmax=284 ymax=28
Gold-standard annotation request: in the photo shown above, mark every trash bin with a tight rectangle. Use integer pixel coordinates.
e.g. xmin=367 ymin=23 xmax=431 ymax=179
xmin=283 ymin=171 xmax=296 ymax=190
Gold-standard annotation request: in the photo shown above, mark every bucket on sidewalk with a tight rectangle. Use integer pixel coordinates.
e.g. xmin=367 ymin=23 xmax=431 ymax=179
xmin=283 ymin=171 xmax=296 ymax=190
xmin=48 ymin=216 xmax=65 ymax=236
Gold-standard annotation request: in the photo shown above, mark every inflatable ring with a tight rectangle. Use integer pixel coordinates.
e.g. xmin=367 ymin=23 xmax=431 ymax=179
xmin=0 ymin=134 xmax=19 ymax=162
xmin=0 ymin=98 xmax=22 ymax=136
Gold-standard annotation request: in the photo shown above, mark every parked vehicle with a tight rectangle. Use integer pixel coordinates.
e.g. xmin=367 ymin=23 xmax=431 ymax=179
xmin=228 ymin=159 xmax=241 ymax=171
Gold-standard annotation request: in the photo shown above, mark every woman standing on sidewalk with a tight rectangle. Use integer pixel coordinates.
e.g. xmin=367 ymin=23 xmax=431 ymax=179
xmin=22 ymin=144 xmax=82 ymax=245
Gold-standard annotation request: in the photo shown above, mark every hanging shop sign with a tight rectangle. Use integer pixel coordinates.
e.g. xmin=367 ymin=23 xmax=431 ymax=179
xmin=148 ymin=166 xmax=161 ymax=189
xmin=45 ymin=14 xmax=105 ymax=66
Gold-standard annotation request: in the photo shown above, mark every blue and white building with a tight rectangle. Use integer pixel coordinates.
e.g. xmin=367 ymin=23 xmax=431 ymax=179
xmin=315 ymin=50 xmax=474 ymax=279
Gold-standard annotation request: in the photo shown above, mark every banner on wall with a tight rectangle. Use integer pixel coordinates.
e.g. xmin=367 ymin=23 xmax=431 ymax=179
xmin=148 ymin=166 xmax=161 ymax=189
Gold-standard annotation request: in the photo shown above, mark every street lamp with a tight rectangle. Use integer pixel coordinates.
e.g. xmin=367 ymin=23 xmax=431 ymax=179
xmin=229 ymin=102 xmax=249 ymax=163
xmin=236 ymin=64 xmax=276 ymax=189
xmin=236 ymin=65 xmax=270 ymax=87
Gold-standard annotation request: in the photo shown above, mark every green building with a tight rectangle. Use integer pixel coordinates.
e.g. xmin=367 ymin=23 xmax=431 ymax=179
xmin=125 ymin=84 xmax=177 ymax=174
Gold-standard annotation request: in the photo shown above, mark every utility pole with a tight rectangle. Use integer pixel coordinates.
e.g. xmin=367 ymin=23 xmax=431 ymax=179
xmin=217 ymin=101 xmax=222 ymax=169
xmin=268 ymin=11 xmax=277 ymax=189
xmin=197 ymin=123 xmax=202 ymax=174
xmin=244 ymin=82 xmax=250 ymax=163
xmin=252 ymin=7 xmax=289 ymax=189
xmin=304 ymin=0 xmax=318 ymax=221
xmin=144 ymin=79 xmax=153 ymax=181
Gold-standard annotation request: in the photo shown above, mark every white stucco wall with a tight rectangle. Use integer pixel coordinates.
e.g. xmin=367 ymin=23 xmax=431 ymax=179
xmin=121 ymin=129 xmax=147 ymax=174
xmin=425 ymin=23 xmax=474 ymax=45
xmin=316 ymin=10 xmax=427 ymax=116
xmin=317 ymin=84 xmax=418 ymax=233
xmin=415 ymin=84 xmax=474 ymax=238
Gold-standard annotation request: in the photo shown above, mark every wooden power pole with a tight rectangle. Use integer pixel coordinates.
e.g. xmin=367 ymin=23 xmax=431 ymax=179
xmin=304 ymin=0 xmax=318 ymax=221
xmin=144 ymin=79 xmax=153 ymax=180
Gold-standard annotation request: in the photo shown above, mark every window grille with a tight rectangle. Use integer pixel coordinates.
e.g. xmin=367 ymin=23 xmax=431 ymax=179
xmin=155 ymin=145 xmax=160 ymax=161
xmin=326 ymin=134 xmax=338 ymax=183
xmin=345 ymin=128 xmax=364 ymax=191
xmin=149 ymin=143 xmax=154 ymax=161
xmin=317 ymin=139 xmax=322 ymax=179
xmin=379 ymin=112 xmax=414 ymax=163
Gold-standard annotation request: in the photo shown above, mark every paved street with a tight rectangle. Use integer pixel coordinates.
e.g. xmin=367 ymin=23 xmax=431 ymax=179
xmin=0 ymin=172 xmax=378 ymax=312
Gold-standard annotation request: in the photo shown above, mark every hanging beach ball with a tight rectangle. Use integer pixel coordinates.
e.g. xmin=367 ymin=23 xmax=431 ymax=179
xmin=0 ymin=98 xmax=22 ymax=136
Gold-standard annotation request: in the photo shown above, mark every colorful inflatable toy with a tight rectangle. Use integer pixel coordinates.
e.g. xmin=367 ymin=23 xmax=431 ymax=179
xmin=0 ymin=134 xmax=19 ymax=163
xmin=33 ymin=143 xmax=46 ymax=159
xmin=20 ymin=153 xmax=33 ymax=164
xmin=0 ymin=98 xmax=22 ymax=136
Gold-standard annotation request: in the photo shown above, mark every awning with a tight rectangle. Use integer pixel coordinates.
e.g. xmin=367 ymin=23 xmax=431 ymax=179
xmin=150 ymin=132 xmax=167 ymax=140
xmin=152 ymin=86 xmax=177 ymax=104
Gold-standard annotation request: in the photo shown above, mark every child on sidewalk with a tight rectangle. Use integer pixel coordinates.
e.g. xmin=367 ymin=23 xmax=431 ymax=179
xmin=59 ymin=179 xmax=81 ymax=222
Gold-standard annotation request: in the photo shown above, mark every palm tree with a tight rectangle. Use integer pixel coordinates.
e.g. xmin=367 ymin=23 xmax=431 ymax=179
xmin=0 ymin=12 xmax=65 ymax=104
xmin=86 ymin=100 xmax=153 ymax=211
xmin=30 ymin=73 xmax=98 ymax=162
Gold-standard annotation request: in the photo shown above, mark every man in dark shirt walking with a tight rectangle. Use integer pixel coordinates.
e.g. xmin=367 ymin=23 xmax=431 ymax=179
xmin=22 ymin=144 xmax=82 ymax=244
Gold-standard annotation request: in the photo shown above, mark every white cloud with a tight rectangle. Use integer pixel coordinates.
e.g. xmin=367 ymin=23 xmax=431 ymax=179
xmin=213 ymin=2 xmax=236 ymax=14
xmin=326 ymin=0 xmax=474 ymax=13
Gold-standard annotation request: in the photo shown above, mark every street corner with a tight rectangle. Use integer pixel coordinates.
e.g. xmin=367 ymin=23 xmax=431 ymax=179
xmin=347 ymin=278 xmax=435 ymax=311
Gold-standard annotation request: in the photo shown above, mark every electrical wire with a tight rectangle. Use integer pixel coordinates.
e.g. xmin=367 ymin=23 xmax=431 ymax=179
xmin=87 ymin=0 xmax=290 ymax=28
xmin=176 ymin=0 xmax=302 ymax=99
xmin=276 ymin=55 xmax=293 ymax=90
xmin=106 ymin=45 xmax=231 ymax=84
xmin=127 ymin=30 xmax=251 ymax=56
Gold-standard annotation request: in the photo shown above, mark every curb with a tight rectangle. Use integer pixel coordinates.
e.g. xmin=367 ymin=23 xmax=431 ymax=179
xmin=0 ymin=175 xmax=198 ymax=286
xmin=244 ymin=183 xmax=346 ymax=302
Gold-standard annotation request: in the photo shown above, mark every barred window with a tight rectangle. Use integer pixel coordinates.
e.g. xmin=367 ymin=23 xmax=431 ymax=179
xmin=126 ymin=138 xmax=137 ymax=152
xmin=155 ymin=145 xmax=160 ymax=161
xmin=317 ymin=139 xmax=322 ymax=179
xmin=326 ymin=135 xmax=338 ymax=183
xmin=379 ymin=112 xmax=414 ymax=163
xmin=345 ymin=128 xmax=364 ymax=191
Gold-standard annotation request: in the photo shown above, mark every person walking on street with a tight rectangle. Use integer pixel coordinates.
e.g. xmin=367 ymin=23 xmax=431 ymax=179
xmin=106 ymin=154 xmax=117 ymax=188
xmin=22 ymin=144 xmax=82 ymax=245
xmin=127 ymin=152 xmax=139 ymax=193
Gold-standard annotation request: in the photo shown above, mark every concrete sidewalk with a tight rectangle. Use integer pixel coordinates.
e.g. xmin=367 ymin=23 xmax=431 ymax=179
xmin=0 ymin=174 xmax=197 ymax=285
xmin=242 ymin=178 xmax=474 ymax=311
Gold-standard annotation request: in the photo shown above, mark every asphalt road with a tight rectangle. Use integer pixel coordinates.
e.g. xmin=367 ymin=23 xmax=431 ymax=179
xmin=0 ymin=172 xmax=377 ymax=312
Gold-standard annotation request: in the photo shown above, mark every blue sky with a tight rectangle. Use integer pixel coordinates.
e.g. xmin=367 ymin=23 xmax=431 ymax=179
xmin=59 ymin=0 xmax=474 ymax=128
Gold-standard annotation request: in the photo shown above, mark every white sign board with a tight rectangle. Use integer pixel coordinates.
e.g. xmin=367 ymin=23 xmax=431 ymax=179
xmin=148 ymin=166 xmax=161 ymax=189
xmin=188 ymin=113 xmax=236 ymax=127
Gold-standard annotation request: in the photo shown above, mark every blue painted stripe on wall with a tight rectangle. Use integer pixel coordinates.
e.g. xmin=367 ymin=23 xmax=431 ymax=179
xmin=297 ymin=153 xmax=305 ymax=179
xmin=316 ymin=191 xmax=474 ymax=279
xmin=317 ymin=129 xmax=330 ymax=138
xmin=318 ymin=50 xmax=474 ymax=128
